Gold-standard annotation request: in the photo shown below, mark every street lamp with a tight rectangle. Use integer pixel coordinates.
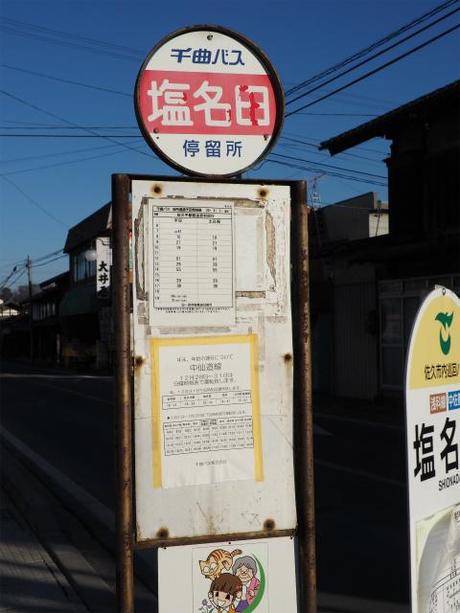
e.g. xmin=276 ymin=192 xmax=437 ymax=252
xmin=84 ymin=248 xmax=97 ymax=262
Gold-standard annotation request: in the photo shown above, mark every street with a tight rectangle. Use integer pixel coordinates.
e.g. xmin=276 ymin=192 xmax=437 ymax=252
xmin=0 ymin=362 xmax=115 ymax=508
xmin=0 ymin=361 xmax=409 ymax=605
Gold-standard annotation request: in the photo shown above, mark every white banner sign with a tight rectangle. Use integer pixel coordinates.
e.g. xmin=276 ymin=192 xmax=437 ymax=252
xmin=96 ymin=236 xmax=111 ymax=298
xmin=405 ymin=287 xmax=460 ymax=612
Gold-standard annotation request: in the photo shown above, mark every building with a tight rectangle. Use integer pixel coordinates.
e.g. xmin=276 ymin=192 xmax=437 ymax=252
xmin=0 ymin=299 xmax=21 ymax=319
xmin=60 ymin=203 xmax=112 ymax=369
xmin=29 ymin=272 xmax=69 ymax=364
xmin=311 ymin=80 xmax=460 ymax=401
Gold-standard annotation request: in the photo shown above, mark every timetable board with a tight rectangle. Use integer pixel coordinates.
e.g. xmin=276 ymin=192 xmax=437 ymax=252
xmin=131 ymin=179 xmax=297 ymax=543
xmin=151 ymin=201 xmax=235 ymax=325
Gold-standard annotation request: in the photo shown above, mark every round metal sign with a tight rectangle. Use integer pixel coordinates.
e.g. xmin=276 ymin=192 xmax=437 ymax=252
xmin=134 ymin=25 xmax=284 ymax=177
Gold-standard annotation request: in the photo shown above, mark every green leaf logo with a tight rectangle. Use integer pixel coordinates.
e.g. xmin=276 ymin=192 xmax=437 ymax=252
xmin=435 ymin=312 xmax=454 ymax=355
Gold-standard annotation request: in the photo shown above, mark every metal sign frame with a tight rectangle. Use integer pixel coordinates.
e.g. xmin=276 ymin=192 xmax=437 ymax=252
xmin=112 ymin=173 xmax=316 ymax=613
xmin=133 ymin=25 xmax=285 ymax=178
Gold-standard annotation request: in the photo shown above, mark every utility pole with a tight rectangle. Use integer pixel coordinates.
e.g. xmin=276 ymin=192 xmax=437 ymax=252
xmin=27 ymin=255 xmax=33 ymax=360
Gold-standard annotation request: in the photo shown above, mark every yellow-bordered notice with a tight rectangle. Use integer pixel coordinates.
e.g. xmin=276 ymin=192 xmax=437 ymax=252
xmin=151 ymin=334 xmax=263 ymax=489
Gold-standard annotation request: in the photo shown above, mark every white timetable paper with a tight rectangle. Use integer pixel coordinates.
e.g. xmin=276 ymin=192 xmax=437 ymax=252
xmin=151 ymin=200 xmax=235 ymax=326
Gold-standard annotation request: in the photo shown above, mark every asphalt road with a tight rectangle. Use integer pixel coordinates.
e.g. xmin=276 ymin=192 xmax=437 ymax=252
xmin=0 ymin=361 xmax=115 ymax=508
xmin=0 ymin=361 xmax=410 ymax=604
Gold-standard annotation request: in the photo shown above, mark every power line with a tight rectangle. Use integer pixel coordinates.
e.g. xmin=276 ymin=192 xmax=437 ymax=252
xmin=286 ymin=23 xmax=460 ymax=117
xmin=6 ymin=268 xmax=26 ymax=289
xmin=0 ymin=25 xmax=141 ymax=62
xmin=265 ymin=157 xmax=388 ymax=187
xmin=270 ymin=151 xmax=387 ymax=180
xmin=0 ymin=266 xmax=27 ymax=290
xmin=0 ymin=265 xmax=21 ymax=288
xmin=277 ymin=141 xmax=386 ymax=165
xmin=0 ymin=248 xmax=67 ymax=290
xmin=0 ymin=89 xmax=153 ymax=159
xmin=32 ymin=254 xmax=67 ymax=268
xmin=0 ymin=142 xmax=146 ymax=177
xmin=0 ymin=175 xmax=69 ymax=227
xmin=0 ymin=125 xmax=138 ymax=129
xmin=282 ymin=132 xmax=389 ymax=156
xmin=33 ymin=249 xmax=64 ymax=264
xmin=293 ymin=112 xmax=378 ymax=117
xmin=286 ymin=6 xmax=460 ymax=107
xmin=0 ymin=141 xmax=134 ymax=164
xmin=0 ymin=17 xmax=143 ymax=55
xmin=0 ymin=134 xmax=142 ymax=138
xmin=2 ymin=64 xmax=131 ymax=97
xmin=280 ymin=136 xmax=387 ymax=163
xmin=0 ymin=17 xmax=143 ymax=61
xmin=286 ymin=0 xmax=459 ymax=96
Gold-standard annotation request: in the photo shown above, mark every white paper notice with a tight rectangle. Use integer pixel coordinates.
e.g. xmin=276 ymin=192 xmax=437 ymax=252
xmin=151 ymin=200 xmax=235 ymax=326
xmin=151 ymin=335 xmax=263 ymax=489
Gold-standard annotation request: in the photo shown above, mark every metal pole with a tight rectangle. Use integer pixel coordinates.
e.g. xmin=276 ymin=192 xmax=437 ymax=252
xmin=112 ymin=173 xmax=135 ymax=613
xmin=27 ymin=255 xmax=34 ymax=360
xmin=291 ymin=181 xmax=317 ymax=613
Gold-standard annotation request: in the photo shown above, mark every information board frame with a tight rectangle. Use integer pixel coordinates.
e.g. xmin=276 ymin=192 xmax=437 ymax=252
xmin=112 ymin=173 xmax=316 ymax=613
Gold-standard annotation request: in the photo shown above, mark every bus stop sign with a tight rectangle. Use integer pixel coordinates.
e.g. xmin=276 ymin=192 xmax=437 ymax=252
xmin=134 ymin=25 xmax=284 ymax=177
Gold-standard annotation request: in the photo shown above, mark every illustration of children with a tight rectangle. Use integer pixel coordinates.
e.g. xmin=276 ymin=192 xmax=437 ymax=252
xmin=208 ymin=573 xmax=242 ymax=613
xmin=232 ymin=556 xmax=260 ymax=611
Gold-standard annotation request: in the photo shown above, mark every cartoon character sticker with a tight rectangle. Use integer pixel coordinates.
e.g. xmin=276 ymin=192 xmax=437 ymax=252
xmin=233 ymin=556 xmax=261 ymax=611
xmin=196 ymin=546 xmax=266 ymax=612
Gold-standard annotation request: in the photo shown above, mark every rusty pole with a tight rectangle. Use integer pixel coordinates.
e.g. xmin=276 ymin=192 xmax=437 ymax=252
xmin=112 ymin=174 xmax=135 ymax=613
xmin=291 ymin=180 xmax=317 ymax=613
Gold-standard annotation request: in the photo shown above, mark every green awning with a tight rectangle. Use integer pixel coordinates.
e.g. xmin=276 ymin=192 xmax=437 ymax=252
xmin=59 ymin=285 xmax=98 ymax=317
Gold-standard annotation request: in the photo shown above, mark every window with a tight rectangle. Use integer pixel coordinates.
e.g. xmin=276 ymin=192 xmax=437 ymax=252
xmin=72 ymin=251 xmax=96 ymax=282
xmin=379 ymin=274 xmax=459 ymax=389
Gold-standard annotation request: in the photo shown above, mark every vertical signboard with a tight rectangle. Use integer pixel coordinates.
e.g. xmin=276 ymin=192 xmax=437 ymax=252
xmin=96 ymin=236 xmax=111 ymax=298
xmin=406 ymin=287 xmax=460 ymax=612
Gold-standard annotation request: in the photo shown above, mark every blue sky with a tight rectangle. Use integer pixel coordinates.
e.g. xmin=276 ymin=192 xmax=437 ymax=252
xmin=0 ymin=0 xmax=459 ymax=287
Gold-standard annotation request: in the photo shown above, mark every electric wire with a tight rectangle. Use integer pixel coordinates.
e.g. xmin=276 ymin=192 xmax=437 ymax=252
xmin=0 ymin=141 xmax=135 ymax=165
xmin=286 ymin=0 xmax=459 ymax=96
xmin=0 ymin=89 xmax=154 ymax=159
xmin=0 ymin=134 xmax=143 ymax=138
xmin=33 ymin=249 xmax=64 ymax=263
xmin=32 ymin=254 xmax=67 ymax=268
xmin=282 ymin=132 xmax=389 ymax=156
xmin=265 ymin=157 xmax=388 ymax=187
xmin=0 ymin=16 xmax=144 ymax=54
xmin=0 ymin=142 xmax=147 ymax=177
xmin=0 ymin=267 xmax=26 ymax=290
xmin=270 ymin=152 xmax=387 ymax=180
xmin=280 ymin=136 xmax=387 ymax=163
xmin=286 ymin=6 xmax=460 ymax=107
xmin=286 ymin=23 xmax=460 ymax=117
xmin=2 ymin=64 xmax=131 ymax=97
xmin=0 ymin=175 xmax=69 ymax=228
xmin=0 ymin=18 xmax=143 ymax=62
